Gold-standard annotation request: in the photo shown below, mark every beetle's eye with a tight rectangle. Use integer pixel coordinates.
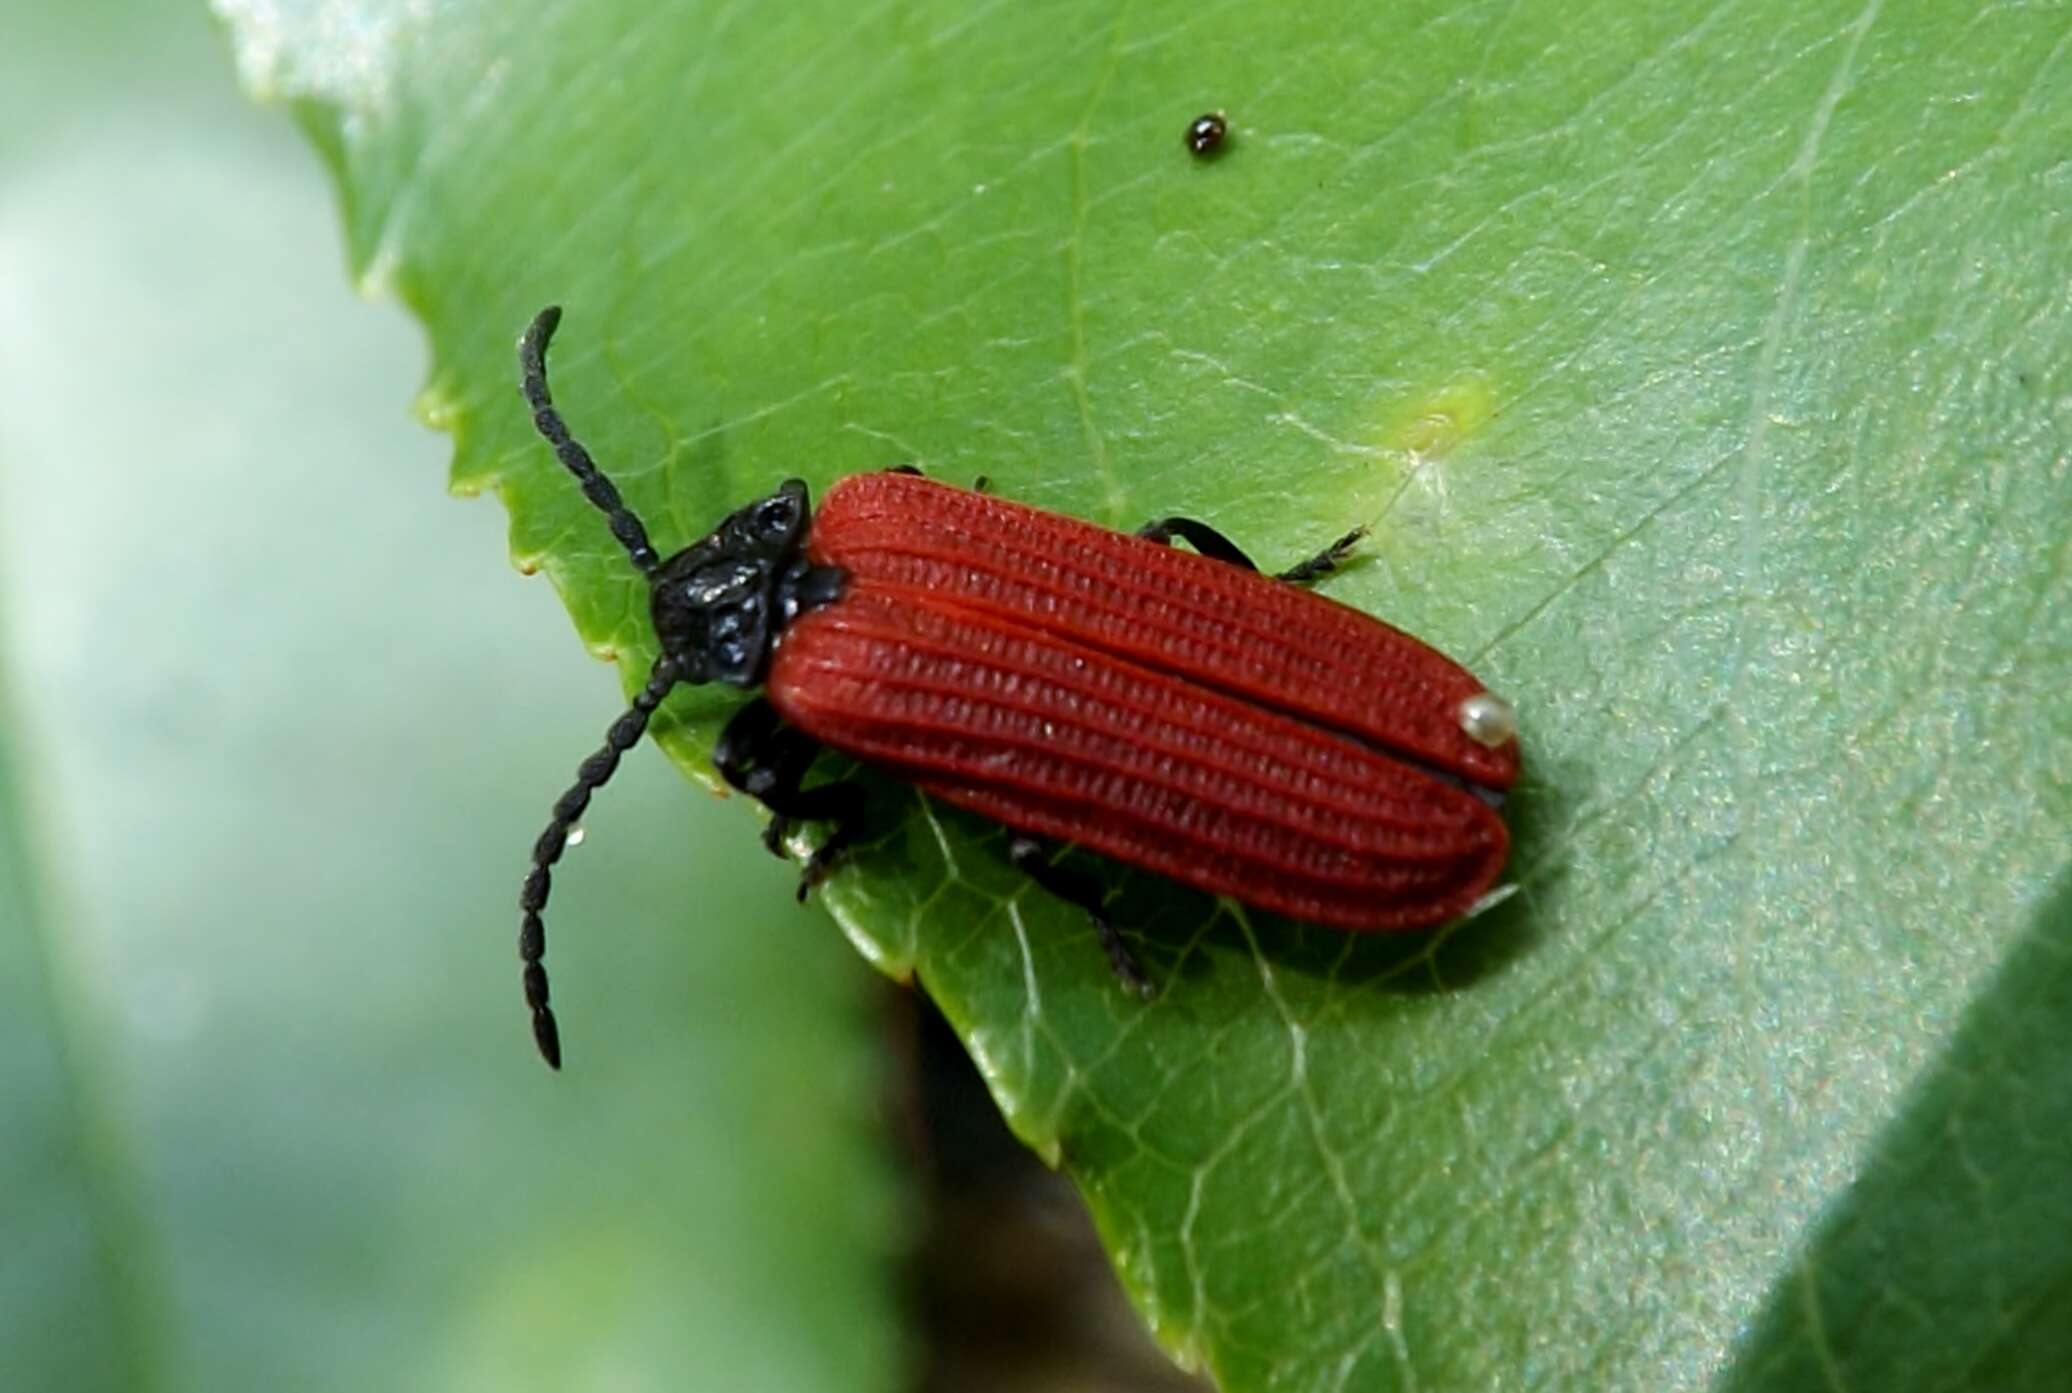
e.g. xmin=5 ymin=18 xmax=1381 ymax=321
xmin=754 ymin=499 xmax=793 ymax=533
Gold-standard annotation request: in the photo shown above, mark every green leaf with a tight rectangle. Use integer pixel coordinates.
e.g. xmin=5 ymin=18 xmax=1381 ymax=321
xmin=0 ymin=4 xmax=896 ymax=1389
xmin=1719 ymin=874 xmax=2072 ymax=1392
xmin=220 ymin=0 xmax=2072 ymax=1387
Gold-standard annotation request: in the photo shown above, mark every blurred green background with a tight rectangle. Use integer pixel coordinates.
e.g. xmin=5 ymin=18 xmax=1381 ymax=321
xmin=0 ymin=5 xmax=905 ymax=1390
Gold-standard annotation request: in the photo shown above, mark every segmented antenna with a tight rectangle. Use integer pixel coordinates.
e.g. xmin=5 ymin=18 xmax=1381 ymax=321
xmin=518 ymin=306 xmax=661 ymax=576
xmin=519 ymin=655 xmax=682 ymax=1068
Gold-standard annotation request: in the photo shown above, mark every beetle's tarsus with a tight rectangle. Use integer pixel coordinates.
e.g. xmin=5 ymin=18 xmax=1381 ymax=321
xmin=1099 ymin=921 xmax=1157 ymax=998
xmin=1276 ymin=526 xmax=1367 ymax=584
xmin=795 ymin=840 xmax=850 ymax=901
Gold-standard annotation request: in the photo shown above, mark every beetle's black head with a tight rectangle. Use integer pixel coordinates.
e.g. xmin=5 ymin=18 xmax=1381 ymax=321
xmin=649 ymin=479 xmax=813 ymax=687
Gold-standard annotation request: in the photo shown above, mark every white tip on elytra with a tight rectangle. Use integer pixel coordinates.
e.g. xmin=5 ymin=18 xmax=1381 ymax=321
xmin=1457 ymin=692 xmax=1517 ymax=748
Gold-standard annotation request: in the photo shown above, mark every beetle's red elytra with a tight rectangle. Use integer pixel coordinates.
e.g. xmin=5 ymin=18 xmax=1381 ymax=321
xmin=512 ymin=307 xmax=1519 ymax=1067
xmin=773 ymin=472 xmax=1515 ymax=928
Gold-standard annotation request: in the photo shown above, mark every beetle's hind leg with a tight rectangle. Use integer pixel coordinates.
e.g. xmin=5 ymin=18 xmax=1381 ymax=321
xmin=1006 ymin=834 xmax=1156 ymax=998
xmin=1273 ymin=526 xmax=1366 ymax=583
xmin=1136 ymin=515 xmax=1365 ymax=584
xmin=714 ymin=699 xmax=867 ymax=899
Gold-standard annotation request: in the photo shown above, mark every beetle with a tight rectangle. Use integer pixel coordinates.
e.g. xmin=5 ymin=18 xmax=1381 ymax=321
xmin=1185 ymin=111 xmax=1229 ymax=157
xmin=514 ymin=306 xmax=1519 ymax=1067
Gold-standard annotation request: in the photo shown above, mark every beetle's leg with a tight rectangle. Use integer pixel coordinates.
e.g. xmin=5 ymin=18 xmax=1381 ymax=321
xmin=714 ymin=699 xmax=866 ymax=898
xmin=716 ymin=698 xmax=808 ymax=861
xmin=1136 ymin=516 xmax=1257 ymax=568
xmin=1006 ymin=834 xmax=1156 ymax=998
xmin=771 ymin=775 xmax=868 ymax=900
xmin=752 ymin=729 xmax=826 ymax=861
xmin=715 ymin=699 xmax=786 ymax=856
xmin=1273 ymin=526 xmax=1366 ymax=584
xmin=882 ymin=462 xmax=994 ymax=494
xmin=882 ymin=463 xmax=993 ymax=495
xmin=1136 ymin=516 xmax=1365 ymax=584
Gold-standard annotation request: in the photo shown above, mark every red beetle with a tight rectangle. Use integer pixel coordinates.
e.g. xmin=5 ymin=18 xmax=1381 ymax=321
xmin=515 ymin=307 xmax=1519 ymax=1067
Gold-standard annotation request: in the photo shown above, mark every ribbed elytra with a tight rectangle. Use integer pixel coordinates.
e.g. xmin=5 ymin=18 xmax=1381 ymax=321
xmin=509 ymin=307 xmax=1520 ymax=1067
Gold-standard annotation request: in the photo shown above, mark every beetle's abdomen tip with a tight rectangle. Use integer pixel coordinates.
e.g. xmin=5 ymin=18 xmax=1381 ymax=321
xmin=1457 ymin=691 xmax=1518 ymax=750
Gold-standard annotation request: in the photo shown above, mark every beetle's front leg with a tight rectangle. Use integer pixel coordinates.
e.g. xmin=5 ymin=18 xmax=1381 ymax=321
xmin=714 ymin=699 xmax=868 ymax=898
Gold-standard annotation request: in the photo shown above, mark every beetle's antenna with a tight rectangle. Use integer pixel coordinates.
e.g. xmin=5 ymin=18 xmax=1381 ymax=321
xmin=519 ymin=306 xmax=662 ymax=577
xmin=519 ymin=653 xmax=682 ymax=1069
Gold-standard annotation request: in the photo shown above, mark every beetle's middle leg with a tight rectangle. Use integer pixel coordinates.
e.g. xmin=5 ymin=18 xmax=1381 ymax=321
xmin=714 ymin=699 xmax=867 ymax=899
xmin=1136 ymin=515 xmax=1364 ymax=584
xmin=1007 ymin=834 xmax=1156 ymax=998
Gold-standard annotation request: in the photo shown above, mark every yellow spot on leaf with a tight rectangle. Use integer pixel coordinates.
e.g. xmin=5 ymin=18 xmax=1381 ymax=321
xmin=1379 ymin=374 xmax=1498 ymax=459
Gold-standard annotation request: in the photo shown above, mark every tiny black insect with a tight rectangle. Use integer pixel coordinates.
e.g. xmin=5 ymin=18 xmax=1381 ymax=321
xmin=1185 ymin=112 xmax=1228 ymax=157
